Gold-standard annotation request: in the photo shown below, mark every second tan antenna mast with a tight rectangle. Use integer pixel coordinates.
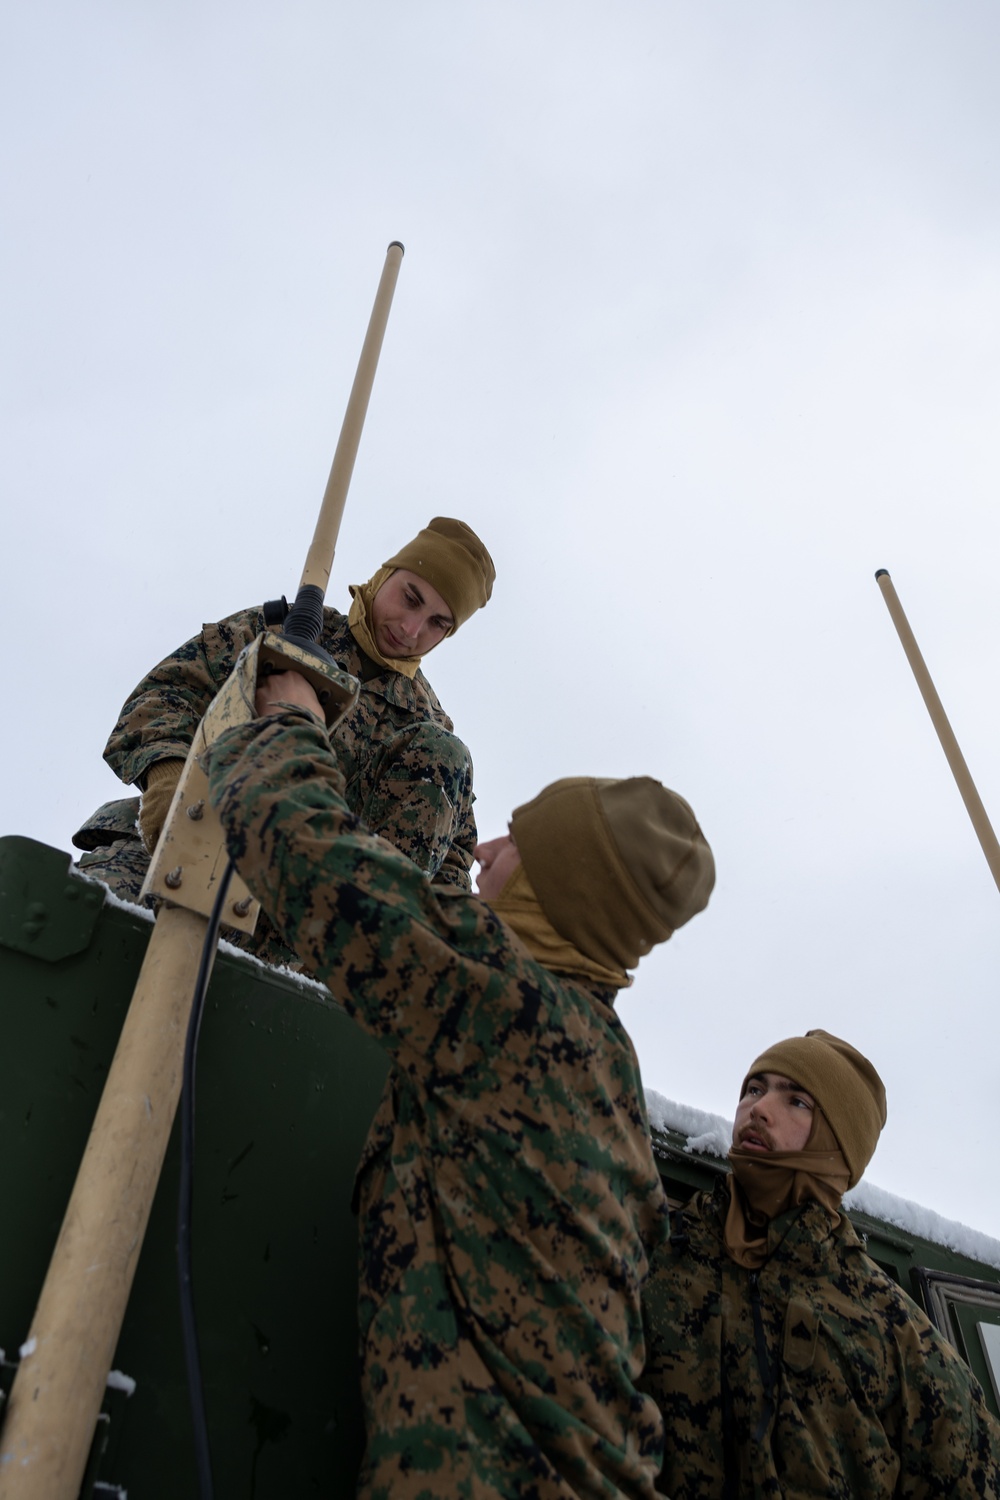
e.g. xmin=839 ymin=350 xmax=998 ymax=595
xmin=875 ymin=567 xmax=1000 ymax=895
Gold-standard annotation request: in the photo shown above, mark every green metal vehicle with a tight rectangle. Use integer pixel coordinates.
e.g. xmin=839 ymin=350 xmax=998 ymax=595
xmin=2 ymin=830 xmax=998 ymax=1498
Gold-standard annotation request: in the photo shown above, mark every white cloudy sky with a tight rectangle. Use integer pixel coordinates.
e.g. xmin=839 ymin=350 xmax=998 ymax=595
xmin=4 ymin=3 xmax=1000 ymax=1238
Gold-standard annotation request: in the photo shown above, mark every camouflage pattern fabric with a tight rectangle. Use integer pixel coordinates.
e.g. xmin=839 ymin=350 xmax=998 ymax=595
xmin=71 ymin=796 xmax=143 ymax=852
xmin=75 ymin=604 xmax=475 ymax=965
xmin=73 ymin=797 xmax=149 ymax=901
xmin=102 ymin=604 xmax=475 ymax=889
xmin=639 ymin=1179 xmax=1000 ymax=1498
xmin=75 ymin=838 xmax=148 ymax=903
xmin=71 ymin=795 xmax=304 ymax=965
xmin=76 ymin=604 xmax=474 ymax=955
xmin=205 ymin=709 xmax=670 ymax=1500
xmin=73 ymin=799 xmax=141 ymax=885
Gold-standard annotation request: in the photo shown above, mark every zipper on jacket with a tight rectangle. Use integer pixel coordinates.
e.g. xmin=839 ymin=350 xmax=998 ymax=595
xmin=748 ymin=1271 xmax=777 ymax=1443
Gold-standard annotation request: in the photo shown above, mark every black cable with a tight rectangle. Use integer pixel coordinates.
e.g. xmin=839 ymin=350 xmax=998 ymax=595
xmin=178 ymin=857 xmax=235 ymax=1500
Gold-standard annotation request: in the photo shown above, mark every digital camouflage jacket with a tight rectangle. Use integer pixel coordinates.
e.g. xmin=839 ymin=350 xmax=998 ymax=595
xmin=639 ymin=1179 xmax=1000 ymax=1499
xmin=205 ymin=708 xmax=670 ymax=1500
xmin=82 ymin=604 xmax=475 ymax=904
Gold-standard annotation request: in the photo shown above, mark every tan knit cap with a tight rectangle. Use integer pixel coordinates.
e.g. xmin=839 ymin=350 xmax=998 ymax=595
xmin=742 ymin=1030 xmax=887 ymax=1188
xmin=382 ymin=517 xmax=495 ymax=630
xmin=510 ymin=776 xmax=715 ymax=973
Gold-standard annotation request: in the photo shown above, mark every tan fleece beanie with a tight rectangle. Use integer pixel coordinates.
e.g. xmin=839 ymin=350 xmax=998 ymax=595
xmin=381 ymin=516 xmax=495 ymax=630
xmin=742 ymin=1030 xmax=887 ymax=1188
xmin=510 ymin=776 xmax=715 ymax=973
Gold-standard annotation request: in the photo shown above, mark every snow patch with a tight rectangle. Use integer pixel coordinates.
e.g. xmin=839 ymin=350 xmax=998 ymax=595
xmin=68 ymin=868 xmax=333 ymax=999
xmin=645 ymin=1087 xmax=1000 ymax=1268
xmin=213 ymin=938 xmax=332 ymax=997
xmin=646 ymin=1090 xmax=731 ymax=1159
xmin=844 ymin=1179 xmax=1000 ymax=1271
xmin=69 ymin=868 xmax=154 ymax=921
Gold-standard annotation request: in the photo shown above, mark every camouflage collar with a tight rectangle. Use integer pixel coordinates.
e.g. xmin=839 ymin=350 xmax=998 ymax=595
xmin=696 ymin=1180 xmax=848 ymax=1272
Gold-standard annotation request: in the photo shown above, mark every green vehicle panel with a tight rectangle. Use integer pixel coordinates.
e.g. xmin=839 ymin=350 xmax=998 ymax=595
xmin=1 ymin=834 xmax=998 ymax=1497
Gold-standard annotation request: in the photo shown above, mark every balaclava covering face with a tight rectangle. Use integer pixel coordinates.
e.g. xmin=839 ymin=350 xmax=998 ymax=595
xmin=348 ymin=517 xmax=495 ymax=677
xmin=724 ymin=1029 xmax=887 ymax=1267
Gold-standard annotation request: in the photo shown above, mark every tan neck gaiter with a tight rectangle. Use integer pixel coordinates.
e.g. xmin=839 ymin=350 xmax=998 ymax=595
xmin=348 ymin=569 xmax=422 ymax=680
xmin=722 ymin=1114 xmax=849 ymax=1268
xmin=489 ymin=865 xmax=630 ymax=992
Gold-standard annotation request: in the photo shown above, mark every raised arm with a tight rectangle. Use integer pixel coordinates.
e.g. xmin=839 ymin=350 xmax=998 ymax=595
xmin=204 ymin=705 xmax=510 ymax=1081
xmin=103 ymin=608 xmax=263 ymax=789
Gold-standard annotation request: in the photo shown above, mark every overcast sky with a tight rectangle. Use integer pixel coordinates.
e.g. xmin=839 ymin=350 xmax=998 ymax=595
xmin=4 ymin=2 xmax=1000 ymax=1238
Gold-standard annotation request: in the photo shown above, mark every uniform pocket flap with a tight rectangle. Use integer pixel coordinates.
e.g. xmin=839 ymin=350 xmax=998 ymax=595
xmin=782 ymin=1294 xmax=819 ymax=1371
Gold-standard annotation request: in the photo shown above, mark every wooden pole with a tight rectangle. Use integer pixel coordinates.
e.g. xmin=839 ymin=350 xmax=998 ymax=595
xmin=299 ymin=241 xmax=404 ymax=594
xmin=0 ymin=243 xmax=405 ymax=1499
xmin=875 ymin=568 xmax=1000 ymax=895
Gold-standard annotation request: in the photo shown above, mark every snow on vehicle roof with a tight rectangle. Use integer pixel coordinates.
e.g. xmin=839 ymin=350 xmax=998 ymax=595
xmin=646 ymin=1087 xmax=1000 ymax=1271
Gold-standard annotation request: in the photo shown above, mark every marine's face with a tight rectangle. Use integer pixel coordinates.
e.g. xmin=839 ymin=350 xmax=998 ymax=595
xmin=474 ymin=832 xmax=521 ymax=900
xmin=370 ymin=568 xmax=454 ymax=658
xmin=733 ymin=1071 xmax=817 ymax=1155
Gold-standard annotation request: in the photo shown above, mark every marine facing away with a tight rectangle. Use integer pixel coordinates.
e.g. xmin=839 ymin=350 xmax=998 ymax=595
xmin=202 ymin=662 xmax=716 ymax=1499
xmin=73 ymin=517 xmax=494 ymax=951
xmin=639 ymin=1030 xmax=1000 ymax=1498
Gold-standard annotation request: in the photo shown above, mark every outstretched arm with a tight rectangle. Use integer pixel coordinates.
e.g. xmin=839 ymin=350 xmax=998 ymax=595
xmin=103 ymin=608 xmax=263 ymax=788
xmin=203 ymin=706 xmax=513 ymax=1085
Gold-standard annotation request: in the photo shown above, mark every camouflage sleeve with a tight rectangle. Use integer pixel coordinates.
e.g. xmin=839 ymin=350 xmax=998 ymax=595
xmin=103 ymin=608 xmax=263 ymax=788
xmin=886 ymin=1294 xmax=1000 ymax=1497
xmin=205 ymin=709 xmax=517 ymax=1082
xmin=434 ymin=785 xmax=478 ymax=891
xmin=359 ymin=722 xmax=478 ymax=893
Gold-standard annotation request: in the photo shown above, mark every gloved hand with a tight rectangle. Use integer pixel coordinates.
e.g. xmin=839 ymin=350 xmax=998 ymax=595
xmin=139 ymin=758 xmax=185 ymax=853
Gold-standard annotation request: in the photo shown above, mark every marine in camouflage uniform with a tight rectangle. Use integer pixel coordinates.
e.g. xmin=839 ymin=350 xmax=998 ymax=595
xmin=71 ymin=797 xmax=149 ymax=897
xmin=74 ymin=518 xmax=494 ymax=961
xmin=204 ymin=675 xmax=716 ymax=1500
xmin=639 ymin=1031 xmax=1000 ymax=1498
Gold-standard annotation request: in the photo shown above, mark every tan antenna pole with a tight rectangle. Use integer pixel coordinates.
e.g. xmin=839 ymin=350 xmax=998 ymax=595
xmin=300 ymin=240 xmax=404 ymax=595
xmin=0 ymin=243 xmax=404 ymax=1500
xmin=875 ymin=568 xmax=1000 ymax=894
